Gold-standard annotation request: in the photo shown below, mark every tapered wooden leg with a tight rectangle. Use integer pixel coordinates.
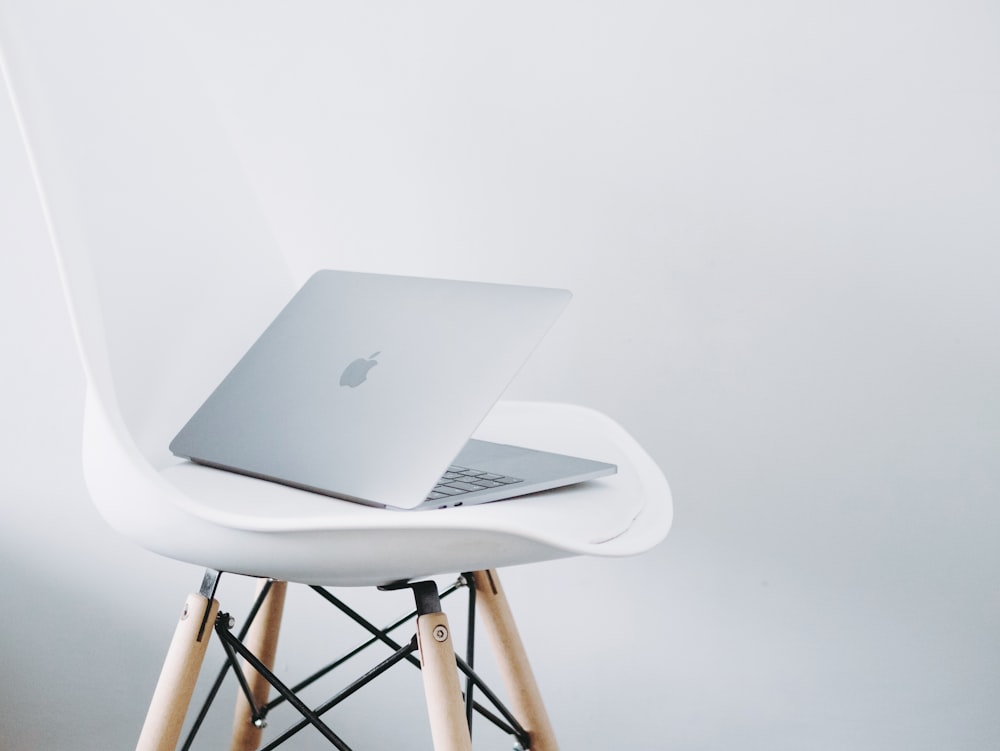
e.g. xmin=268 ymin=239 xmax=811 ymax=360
xmin=230 ymin=580 xmax=288 ymax=751
xmin=471 ymin=569 xmax=560 ymax=751
xmin=136 ymin=593 xmax=220 ymax=751
xmin=417 ymin=610 xmax=473 ymax=751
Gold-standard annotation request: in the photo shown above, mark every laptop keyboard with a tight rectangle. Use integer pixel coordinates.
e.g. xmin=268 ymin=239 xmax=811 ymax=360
xmin=426 ymin=465 xmax=523 ymax=503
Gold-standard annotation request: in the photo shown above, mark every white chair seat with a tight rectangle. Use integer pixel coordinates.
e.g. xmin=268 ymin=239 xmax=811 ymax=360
xmin=89 ymin=400 xmax=671 ymax=586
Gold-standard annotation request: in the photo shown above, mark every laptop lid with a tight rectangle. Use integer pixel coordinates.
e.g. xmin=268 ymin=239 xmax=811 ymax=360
xmin=169 ymin=270 xmax=572 ymax=509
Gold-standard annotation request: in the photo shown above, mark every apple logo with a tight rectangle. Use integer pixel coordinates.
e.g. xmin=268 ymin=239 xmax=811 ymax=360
xmin=340 ymin=351 xmax=380 ymax=388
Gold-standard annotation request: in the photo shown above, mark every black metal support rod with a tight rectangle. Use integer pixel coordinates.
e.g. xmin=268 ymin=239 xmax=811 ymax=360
xmin=215 ymin=619 xmax=265 ymax=724
xmin=259 ymin=636 xmax=418 ymax=751
xmin=263 ymin=611 xmax=415 ymax=713
xmin=455 ymin=653 xmax=531 ymax=749
xmin=310 ymin=586 xmax=422 ymax=668
xmin=215 ymin=616 xmax=352 ymax=751
xmin=263 ymin=637 xmax=377 ymax=713
xmin=463 ymin=572 xmax=477 ymax=734
xmin=468 ymin=699 xmax=522 ymax=740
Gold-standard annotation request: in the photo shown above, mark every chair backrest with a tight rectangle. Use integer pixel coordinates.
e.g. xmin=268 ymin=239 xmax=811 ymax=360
xmin=1 ymin=0 xmax=295 ymax=468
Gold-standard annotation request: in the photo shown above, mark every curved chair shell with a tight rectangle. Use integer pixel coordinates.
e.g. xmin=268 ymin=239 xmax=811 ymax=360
xmin=84 ymin=387 xmax=672 ymax=586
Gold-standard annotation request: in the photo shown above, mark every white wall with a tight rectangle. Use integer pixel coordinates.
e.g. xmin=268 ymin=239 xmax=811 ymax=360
xmin=2 ymin=1 xmax=999 ymax=749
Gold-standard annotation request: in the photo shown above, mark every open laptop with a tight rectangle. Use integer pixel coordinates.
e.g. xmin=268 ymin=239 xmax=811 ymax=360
xmin=169 ymin=270 xmax=616 ymax=510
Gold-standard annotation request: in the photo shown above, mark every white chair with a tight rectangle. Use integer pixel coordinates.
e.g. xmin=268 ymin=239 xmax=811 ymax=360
xmin=0 ymin=2 xmax=672 ymax=749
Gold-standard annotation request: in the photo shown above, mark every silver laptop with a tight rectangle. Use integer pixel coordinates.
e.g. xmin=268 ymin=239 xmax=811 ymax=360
xmin=169 ymin=270 xmax=616 ymax=510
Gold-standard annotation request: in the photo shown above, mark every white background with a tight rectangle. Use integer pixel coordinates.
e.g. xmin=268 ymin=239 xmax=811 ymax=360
xmin=2 ymin=1 xmax=999 ymax=749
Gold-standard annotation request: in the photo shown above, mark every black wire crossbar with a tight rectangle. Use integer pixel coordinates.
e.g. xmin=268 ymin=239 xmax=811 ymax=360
xmin=259 ymin=641 xmax=416 ymax=751
xmin=218 ymin=619 xmax=419 ymax=751
xmin=262 ymin=595 xmax=425 ymax=712
xmin=180 ymin=573 xmax=532 ymax=750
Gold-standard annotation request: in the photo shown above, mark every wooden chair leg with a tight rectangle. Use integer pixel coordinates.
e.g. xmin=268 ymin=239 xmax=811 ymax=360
xmin=230 ymin=580 xmax=288 ymax=751
xmin=417 ymin=610 xmax=473 ymax=751
xmin=136 ymin=592 xmax=220 ymax=751
xmin=471 ymin=569 xmax=560 ymax=751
